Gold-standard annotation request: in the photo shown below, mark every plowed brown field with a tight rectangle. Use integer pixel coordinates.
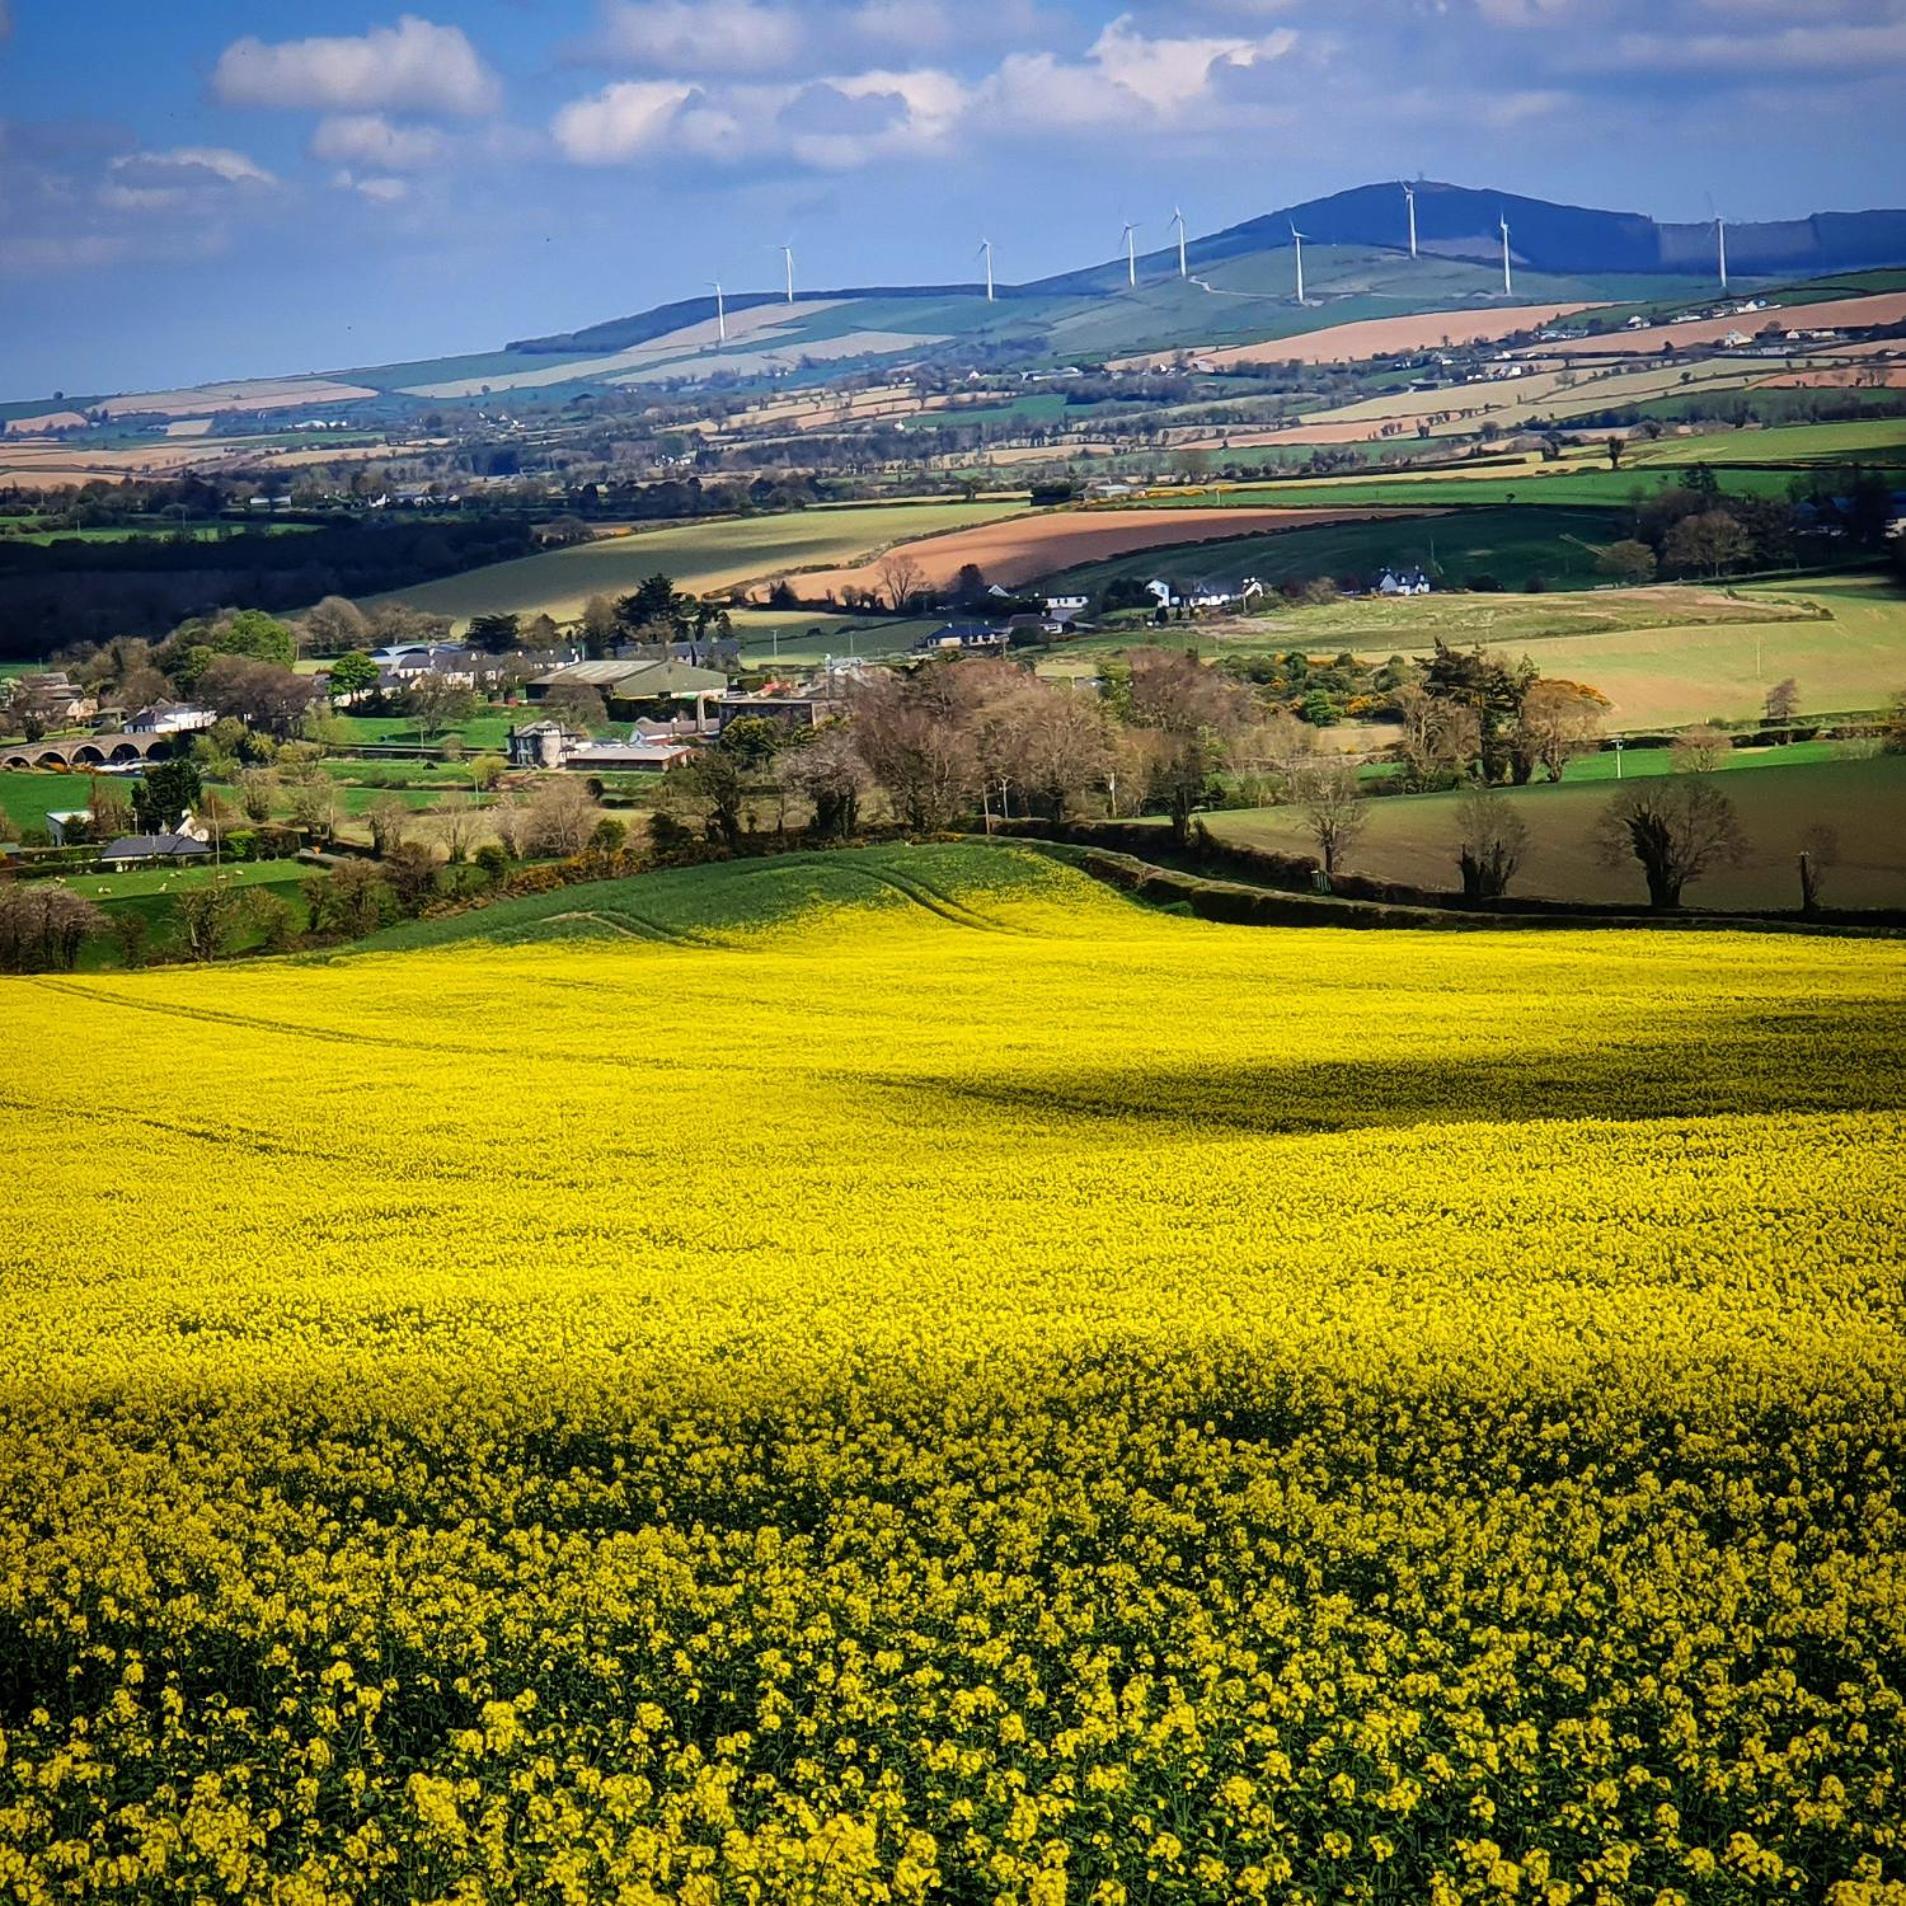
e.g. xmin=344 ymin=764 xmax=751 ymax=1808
xmin=1126 ymin=304 xmax=1605 ymax=371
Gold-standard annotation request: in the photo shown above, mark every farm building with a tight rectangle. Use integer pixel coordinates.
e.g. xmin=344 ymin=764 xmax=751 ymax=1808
xmin=1377 ymin=568 xmax=1434 ymax=596
xmin=528 ymin=659 xmax=729 ymax=725
xmin=563 ymin=739 xmax=696 ymax=774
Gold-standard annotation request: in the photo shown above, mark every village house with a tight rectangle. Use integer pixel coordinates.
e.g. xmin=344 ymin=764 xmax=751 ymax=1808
xmin=125 ymin=701 xmax=216 ymax=735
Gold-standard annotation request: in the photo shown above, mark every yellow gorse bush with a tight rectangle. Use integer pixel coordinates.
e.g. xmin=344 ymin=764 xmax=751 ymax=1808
xmin=2 ymin=850 xmax=1904 ymax=1903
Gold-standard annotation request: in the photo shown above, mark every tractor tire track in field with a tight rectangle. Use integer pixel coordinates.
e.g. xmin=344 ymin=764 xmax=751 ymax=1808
xmin=831 ymin=863 xmax=1023 ymax=933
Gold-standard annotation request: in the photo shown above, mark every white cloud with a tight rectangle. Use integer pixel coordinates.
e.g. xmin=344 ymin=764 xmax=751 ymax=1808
xmin=333 ymin=171 xmax=412 ymax=203
xmin=310 ymin=114 xmax=449 ymax=170
xmin=551 ymin=79 xmax=703 ymax=162
xmin=984 ymin=15 xmax=1295 ymax=128
xmin=99 ymin=146 xmax=278 ymax=211
xmin=549 ymin=10 xmax=1301 ymax=167
xmin=212 ymin=16 xmax=501 ymax=117
xmin=595 ymin=0 xmax=804 ymax=73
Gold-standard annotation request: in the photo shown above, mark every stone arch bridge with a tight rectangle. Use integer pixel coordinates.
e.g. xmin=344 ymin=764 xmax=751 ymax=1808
xmin=2 ymin=732 xmax=181 ymax=772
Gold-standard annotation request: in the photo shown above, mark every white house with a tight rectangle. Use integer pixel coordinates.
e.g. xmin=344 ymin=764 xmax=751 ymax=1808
xmin=126 ymin=701 xmax=216 ymax=735
xmin=1377 ymin=568 xmax=1433 ymax=597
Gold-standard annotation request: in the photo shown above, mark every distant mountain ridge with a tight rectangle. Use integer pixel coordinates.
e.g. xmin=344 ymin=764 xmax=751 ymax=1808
xmin=514 ymin=181 xmax=1906 ymax=354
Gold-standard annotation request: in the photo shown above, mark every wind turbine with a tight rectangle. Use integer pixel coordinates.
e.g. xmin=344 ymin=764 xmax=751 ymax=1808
xmin=1499 ymin=213 xmax=1513 ymax=298
xmin=1171 ymin=205 xmax=1188 ymax=280
xmin=1716 ymin=212 xmax=1729 ymax=293
xmin=1403 ymin=181 xmax=1418 ymax=259
xmin=1121 ymin=221 xmax=1139 ymax=289
xmin=779 ymin=243 xmax=795 ymax=304
xmin=1289 ymin=223 xmax=1308 ymax=305
xmin=711 ymin=278 xmax=726 ymax=346
xmin=978 ymin=237 xmax=995 ymax=302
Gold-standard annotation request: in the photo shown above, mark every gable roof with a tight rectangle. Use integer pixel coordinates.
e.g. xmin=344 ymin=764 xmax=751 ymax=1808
xmin=99 ymin=833 xmax=211 ymax=860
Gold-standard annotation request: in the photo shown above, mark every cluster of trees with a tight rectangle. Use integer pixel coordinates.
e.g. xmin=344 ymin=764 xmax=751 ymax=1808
xmin=0 ymin=512 xmax=542 ymax=655
xmin=1595 ymin=465 xmax=1903 ymax=585
xmin=0 ymin=883 xmax=104 ymax=972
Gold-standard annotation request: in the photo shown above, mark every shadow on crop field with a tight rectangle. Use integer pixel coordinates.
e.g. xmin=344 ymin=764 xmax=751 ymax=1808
xmin=866 ymin=999 xmax=1906 ymax=1134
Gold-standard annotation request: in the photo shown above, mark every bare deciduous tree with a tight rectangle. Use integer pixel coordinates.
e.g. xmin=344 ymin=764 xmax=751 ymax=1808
xmin=1455 ymin=786 xmax=1530 ymax=902
xmin=525 ymin=777 xmax=598 ymax=858
xmin=876 ymin=552 xmax=928 ymax=614
xmin=782 ymin=726 xmax=872 ymax=839
xmin=1671 ymin=725 xmax=1732 ymax=775
xmin=1294 ymin=758 xmax=1369 ymax=883
xmin=1515 ymin=680 xmax=1608 ymax=784
xmin=1595 ymin=778 xmax=1748 ymax=910
xmin=435 ymin=801 xmax=482 ymax=866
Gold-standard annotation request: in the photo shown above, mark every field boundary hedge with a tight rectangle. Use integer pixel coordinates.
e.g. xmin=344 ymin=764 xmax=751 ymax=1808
xmin=995 ymin=821 xmax=1906 ymax=936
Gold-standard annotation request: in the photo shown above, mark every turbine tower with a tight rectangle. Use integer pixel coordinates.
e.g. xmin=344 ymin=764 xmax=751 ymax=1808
xmin=1290 ymin=223 xmax=1308 ymax=305
xmin=780 ymin=244 xmax=795 ymax=304
xmin=1499 ymin=214 xmax=1513 ymax=298
xmin=711 ymin=279 xmax=726 ymax=346
xmin=1716 ymin=213 xmax=1729 ymax=293
xmin=1121 ymin=221 xmax=1139 ymax=288
xmin=978 ymin=237 xmax=995 ymax=302
xmin=1403 ymin=182 xmax=1418 ymax=259
xmin=1171 ymin=205 xmax=1188 ymax=280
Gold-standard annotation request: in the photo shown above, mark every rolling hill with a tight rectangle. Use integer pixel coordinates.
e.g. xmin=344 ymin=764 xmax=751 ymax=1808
xmin=11 ymin=182 xmax=1906 ymax=427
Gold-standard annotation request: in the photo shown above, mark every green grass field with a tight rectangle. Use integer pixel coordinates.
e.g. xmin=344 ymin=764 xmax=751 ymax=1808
xmin=1153 ymin=466 xmax=1810 ymax=511
xmin=361 ymin=502 xmax=1030 ymax=630
xmin=1038 ymin=577 xmax=1906 ymax=729
xmin=1629 ymin=417 xmax=1906 ymax=466
xmin=53 ymin=858 xmax=311 ymax=970
xmin=1202 ymin=753 xmax=1906 ymax=910
xmin=1050 ymin=505 xmax=1624 ymax=596
xmin=0 ymin=772 xmax=96 ymax=833
xmin=326 ymin=713 xmax=517 ymax=751
xmin=727 ymin=608 xmax=941 ymax=666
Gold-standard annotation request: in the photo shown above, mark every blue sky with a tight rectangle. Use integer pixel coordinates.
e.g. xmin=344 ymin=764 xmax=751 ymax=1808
xmin=3 ymin=0 xmax=1904 ymax=398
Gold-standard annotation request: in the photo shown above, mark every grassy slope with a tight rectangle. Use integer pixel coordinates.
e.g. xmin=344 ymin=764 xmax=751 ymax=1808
xmin=350 ymin=843 xmax=1094 ymax=955
xmin=1203 ymin=753 xmax=1906 ymax=910
xmin=362 ymin=502 xmax=1028 ymax=629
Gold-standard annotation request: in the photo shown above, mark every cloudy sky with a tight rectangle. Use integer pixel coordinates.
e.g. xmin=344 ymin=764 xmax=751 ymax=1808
xmin=3 ymin=0 xmax=1903 ymax=396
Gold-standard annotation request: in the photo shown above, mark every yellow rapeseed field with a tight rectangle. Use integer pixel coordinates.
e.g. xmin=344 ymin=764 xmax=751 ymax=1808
xmin=3 ymin=850 xmax=1904 ymax=1904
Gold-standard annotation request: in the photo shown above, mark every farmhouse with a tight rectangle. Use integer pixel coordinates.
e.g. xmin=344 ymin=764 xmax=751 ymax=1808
xmin=914 ymin=623 xmax=1008 ymax=654
xmin=98 ymin=832 xmax=212 ymax=868
xmin=506 ymin=720 xmax=584 ymax=770
xmin=1377 ymin=568 xmax=1434 ymax=596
